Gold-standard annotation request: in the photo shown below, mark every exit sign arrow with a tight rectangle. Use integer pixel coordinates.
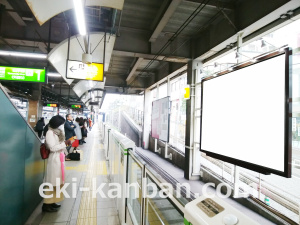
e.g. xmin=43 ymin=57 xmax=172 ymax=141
xmin=66 ymin=60 xmax=104 ymax=81
xmin=69 ymin=66 xmax=77 ymax=73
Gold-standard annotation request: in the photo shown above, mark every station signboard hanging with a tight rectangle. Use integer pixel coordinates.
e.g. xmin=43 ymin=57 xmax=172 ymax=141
xmin=43 ymin=103 xmax=59 ymax=107
xmin=66 ymin=60 xmax=103 ymax=81
xmin=0 ymin=66 xmax=46 ymax=83
xmin=71 ymin=104 xmax=82 ymax=109
xmin=89 ymin=101 xmax=99 ymax=106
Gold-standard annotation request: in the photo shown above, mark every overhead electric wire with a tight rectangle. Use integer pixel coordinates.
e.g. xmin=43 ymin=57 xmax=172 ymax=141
xmin=91 ymin=35 xmax=105 ymax=54
xmin=76 ymin=35 xmax=85 ymax=53
xmin=160 ymin=7 xmax=224 ymax=63
xmin=128 ymin=0 xmax=211 ymax=87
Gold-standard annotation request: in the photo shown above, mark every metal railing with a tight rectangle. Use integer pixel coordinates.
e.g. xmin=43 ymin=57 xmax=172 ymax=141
xmin=101 ymin=121 xmax=186 ymax=225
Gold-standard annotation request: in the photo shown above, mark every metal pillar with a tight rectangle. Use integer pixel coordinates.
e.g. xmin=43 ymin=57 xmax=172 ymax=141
xmin=184 ymin=60 xmax=201 ymax=180
xmin=233 ymin=32 xmax=249 ymax=198
xmin=164 ymin=77 xmax=172 ymax=159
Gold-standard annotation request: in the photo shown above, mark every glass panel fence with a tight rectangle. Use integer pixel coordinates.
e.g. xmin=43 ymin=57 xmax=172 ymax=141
xmin=145 ymin=176 xmax=184 ymax=225
xmin=127 ymin=154 xmax=143 ymax=225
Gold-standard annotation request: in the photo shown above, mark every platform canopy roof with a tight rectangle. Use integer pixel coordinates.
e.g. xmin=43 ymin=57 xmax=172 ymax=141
xmin=0 ymin=0 xmax=299 ymax=109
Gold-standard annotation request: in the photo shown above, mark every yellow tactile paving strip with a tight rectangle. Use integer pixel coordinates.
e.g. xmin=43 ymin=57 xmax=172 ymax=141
xmin=66 ymin=162 xmax=107 ymax=175
xmin=75 ymin=137 xmax=107 ymax=225
xmin=66 ymin=164 xmax=88 ymax=172
xmin=76 ymin=217 xmax=97 ymax=225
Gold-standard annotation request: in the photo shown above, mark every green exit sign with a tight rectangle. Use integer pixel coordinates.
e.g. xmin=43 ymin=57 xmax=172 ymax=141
xmin=0 ymin=66 xmax=46 ymax=83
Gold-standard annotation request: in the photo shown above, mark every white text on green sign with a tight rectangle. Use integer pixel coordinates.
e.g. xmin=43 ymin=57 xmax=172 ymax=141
xmin=0 ymin=66 xmax=45 ymax=82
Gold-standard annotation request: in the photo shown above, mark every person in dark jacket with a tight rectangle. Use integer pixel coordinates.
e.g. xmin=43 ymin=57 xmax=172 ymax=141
xmin=43 ymin=123 xmax=49 ymax=137
xmin=35 ymin=117 xmax=45 ymax=138
xmin=64 ymin=114 xmax=76 ymax=154
xmin=64 ymin=114 xmax=76 ymax=140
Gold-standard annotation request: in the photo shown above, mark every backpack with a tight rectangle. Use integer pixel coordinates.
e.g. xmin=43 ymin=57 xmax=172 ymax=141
xmin=40 ymin=143 xmax=50 ymax=159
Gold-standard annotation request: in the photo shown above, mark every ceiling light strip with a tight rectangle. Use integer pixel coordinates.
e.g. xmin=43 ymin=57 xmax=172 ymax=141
xmin=73 ymin=0 xmax=86 ymax=36
xmin=0 ymin=50 xmax=47 ymax=59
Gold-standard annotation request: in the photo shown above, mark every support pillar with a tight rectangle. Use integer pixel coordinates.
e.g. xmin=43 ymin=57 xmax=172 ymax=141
xmin=184 ymin=60 xmax=202 ymax=180
xmin=27 ymin=84 xmax=43 ymax=128
xmin=233 ymin=32 xmax=244 ymax=197
xmin=142 ymin=89 xmax=152 ymax=149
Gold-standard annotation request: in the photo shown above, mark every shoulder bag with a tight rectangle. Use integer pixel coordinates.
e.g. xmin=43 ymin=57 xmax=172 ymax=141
xmin=40 ymin=143 xmax=50 ymax=159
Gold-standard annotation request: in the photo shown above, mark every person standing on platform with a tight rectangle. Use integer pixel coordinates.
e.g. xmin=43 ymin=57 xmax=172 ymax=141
xmin=35 ymin=117 xmax=45 ymax=138
xmin=43 ymin=123 xmax=49 ymax=137
xmin=88 ymin=118 xmax=93 ymax=131
xmin=43 ymin=115 xmax=73 ymax=212
xmin=74 ymin=118 xmax=83 ymax=145
xmin=64 ymin=114 xmax=76 ymax=154
xmin=82 ymin=118 xmax=88 ymax=143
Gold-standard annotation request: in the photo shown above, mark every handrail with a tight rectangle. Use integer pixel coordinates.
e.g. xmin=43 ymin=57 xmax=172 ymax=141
xmin=102 ymin=121 xmax=187 ymax=225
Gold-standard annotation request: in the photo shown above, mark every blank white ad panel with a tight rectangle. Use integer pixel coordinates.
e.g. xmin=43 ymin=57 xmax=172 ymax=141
xmin=201 ymin=54 xmax=286 ymax=172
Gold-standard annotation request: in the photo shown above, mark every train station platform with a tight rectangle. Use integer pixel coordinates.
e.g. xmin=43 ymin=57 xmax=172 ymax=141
xmin=21 ymin=119 xmax=293 ymax=225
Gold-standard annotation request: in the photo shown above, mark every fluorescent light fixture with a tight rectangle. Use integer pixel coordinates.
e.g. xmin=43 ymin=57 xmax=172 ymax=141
xmin=47 ymin=72 xmax=61 ymax=77
xmin=73 ymin=0 xmax=86 ymax=36
xmin=0 ymin=50 xmax=47 ymax=59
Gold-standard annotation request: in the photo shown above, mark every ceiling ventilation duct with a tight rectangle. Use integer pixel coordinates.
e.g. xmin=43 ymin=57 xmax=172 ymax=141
xmin=48 ymin=33 xmax=114 ymax=85
xmin=72 ymin=78 xmax=105 ymax=98
xmin=25 ymin=0 xmax=124 ymax=25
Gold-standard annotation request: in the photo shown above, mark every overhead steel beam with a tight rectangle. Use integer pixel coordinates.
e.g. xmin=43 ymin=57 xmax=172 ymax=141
xmin=126 ymin=57 xmax=144 ymax=83
xmin=114 ymin=25 xmax=191 ymax=59
xmin=183 ymin=0 xmax=234 ymax=10
xmin=113 ymin=50 xmax=189 ymax=63
xmin=1 ymin=37 xmax=190 ymax=63
xmin=150 ymin=0 xmax=171 ymax=31
xmin=149 ymin=0 xmax=182 ymax=43
xmin=3 ymin=38 xmax=58 ymax=53
xmin=194 ymin=0 xmax=300 ymax=63
xmin=0 ymin=0 xmax=26 ymax=26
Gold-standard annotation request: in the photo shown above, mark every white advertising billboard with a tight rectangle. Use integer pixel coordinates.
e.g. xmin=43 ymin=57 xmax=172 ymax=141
xmin=151 ymin=97 xmax=170 ymax=142
xmin=201 ymin=51 xmax=292 ymax=177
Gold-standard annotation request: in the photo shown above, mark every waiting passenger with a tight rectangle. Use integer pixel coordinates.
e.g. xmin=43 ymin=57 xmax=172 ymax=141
xmin=43 ymin=123 xmax=49 ymax=137
xmin=82 ymin=118 xmax=88 ymax=143
xmin=89 ymin=118 xmax=93 ymax=130
xmin=35 ymin=117 xmax=45 ymax=138
xmin=64 ymin=114 xmax=76 ymax=154
xmin=43 ymin=115 xmax=73 ymax=212
xmin=74 ymin=118 xmax=83 ymax=145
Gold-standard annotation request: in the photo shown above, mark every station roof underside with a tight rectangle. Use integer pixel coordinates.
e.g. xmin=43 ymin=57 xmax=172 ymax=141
xmin=0 ymin=0 xmax=299 ymax=108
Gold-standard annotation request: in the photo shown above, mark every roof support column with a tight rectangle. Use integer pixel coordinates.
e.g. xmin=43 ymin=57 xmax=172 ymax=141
xmin=27 ymin=84 xmax=43 ymax=129
xmin=143 ymin=89 xmax=152 ymax=149
xmin=184 ymin=59 xmax=202 ymax=180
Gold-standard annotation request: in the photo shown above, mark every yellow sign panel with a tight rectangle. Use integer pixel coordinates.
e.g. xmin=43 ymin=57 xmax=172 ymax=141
xmin=67 ymin=60 xmax=104 ymax=81
xmin=86 ymin=63 xmax=104 ymax=81
xmin=184 ymin=86 xmax=190 ymax=99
